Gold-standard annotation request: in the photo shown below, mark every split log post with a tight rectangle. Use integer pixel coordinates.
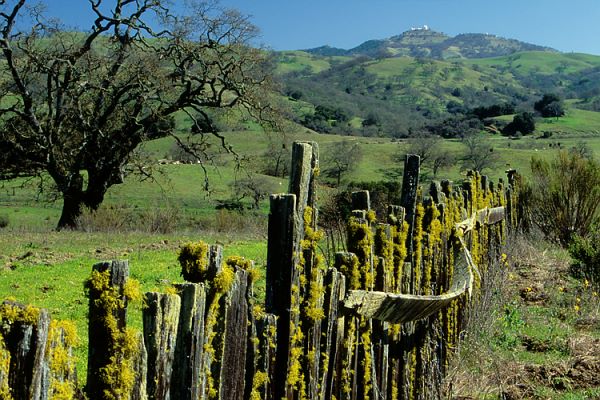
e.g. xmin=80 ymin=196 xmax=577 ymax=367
xmin=214 ymin=269 xmax=251 ymax=400
xmin=171 ymin=283 xmax=206 ymax=400
xmin=318 ymin=268 xmax=346 ymax=400
xmin=0 ymin=301 xmax=50 ymax=400
xmin=86 ymin=260 xmax=131 ymax=399
xmin=143 ymin=292 xmax=181 ymax=400
xmin=265 ymin=193 xmax=298 ymax=399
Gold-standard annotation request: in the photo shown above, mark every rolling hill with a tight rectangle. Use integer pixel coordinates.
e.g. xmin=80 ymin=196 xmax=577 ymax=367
xmin=275 ymin=29 xmax=600 ymax=137
xmin=304 ymin=28 xmax=556 ymax=60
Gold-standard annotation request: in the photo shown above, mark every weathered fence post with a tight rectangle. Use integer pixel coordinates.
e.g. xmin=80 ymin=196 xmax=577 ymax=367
xmin=0 ymin=301 xmax=50 ymax=400
xmin=401 ymin=154 xmax=421 ymax=259
xmin=171 ymin=283 xmax=206 ymax=400
xmin=143 ymin=292 xmax=181 ymax=400
xmin=265 ymin=193 xmax=297 ymax=399
xmin=86 ymin=260 xmax=139 ymax=400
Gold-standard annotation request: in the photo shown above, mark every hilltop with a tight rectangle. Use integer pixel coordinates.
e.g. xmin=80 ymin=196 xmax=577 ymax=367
xmin=303 ymin=28 xmax=556 ymax=60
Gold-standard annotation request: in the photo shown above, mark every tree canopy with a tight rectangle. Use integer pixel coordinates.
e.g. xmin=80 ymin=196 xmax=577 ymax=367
xmin=534 ymin=93 xmax=565 ymax=118
xmin=0 ymin=0 xmax=275 ymax=229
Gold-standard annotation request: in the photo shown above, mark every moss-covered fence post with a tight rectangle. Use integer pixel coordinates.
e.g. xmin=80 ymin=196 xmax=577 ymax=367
xmin=0 ymin=301 xmax=50 ymax=399
xmin=143 ymin=292 xmax=181 ymax=399
xmin=266 ymin=141 xmax=324 ymax=400
xmin=85 ymin=260 xmax=142 ymax=400
xmin=265 ymin=193 xmax=298 ymax=399
xmin=171 ymin=283 xmax=206 ymax=400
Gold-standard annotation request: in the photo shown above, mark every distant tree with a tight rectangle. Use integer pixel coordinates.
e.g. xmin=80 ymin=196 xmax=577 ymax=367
xmin=534 ymin=93 xmax=565 ymax=118
xmin=503 ymin=112 xmax=536 ymax=135
xmin=431 ymin=150 xmax=455 ymax=176
xmin=362 ymin=112 xmax=380 ymax=127
xmin=260 ymin=137 xmax=291 ymax=177
xmin=230 ymin=175 xmax=273 ymax=210
xmin=405 ymin=133 xmax=441 ymax=165
xmin=323 ymin=141 xmax=363 ymax=186
xmin=460 ymin=132 xmax=500 ymax=172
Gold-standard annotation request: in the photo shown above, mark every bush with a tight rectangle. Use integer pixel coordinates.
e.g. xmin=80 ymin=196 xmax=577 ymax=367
xmin=569 ymin=230 xmax=600 ymax=285
xmin=0 ymin=214 xmax=8 ymax=228
xmin=502 ymin=112 xmax=535 ymax=136
xmin=528 ymin=150 xmax=600 ymax=246
xmin=76 ymin=204 xmax=180 ymax=233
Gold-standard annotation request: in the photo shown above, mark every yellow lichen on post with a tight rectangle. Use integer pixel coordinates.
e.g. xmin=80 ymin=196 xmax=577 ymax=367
xmin=213 ymin=265 xmax=235 ymax=294
xmin=287 ymin=324 xmax=307 ymax=399
xmin=0 ymin=302 xmax=40 ymax=326
xmin=85 ymin=268 xmax=141 ymax=400
xmin=413 ymin=204 xmax=425 ymax=292
xmin=0 ymin=332 xmax=11 ymax=400
xmin=375 ymin=224 xmax=394 ymax=289
xmin=225 ymin=256 xmax=260 ymax=283
xmin=178 ymin=241 xmax=209 ymax=282
xmin=423 ymin=203 xmax=443 ymax=295
xmin=249 ymin=370 xmax=268 ymax=400
xmin=393 ymin=221 xmax=409 ymax=293
xmin=347 ymin=215 xmax=374 ymax=289
xmin=47 ymin=320 xmax=79 ymax=400
xmin=341 ymin=319 xmax=356 ymax=397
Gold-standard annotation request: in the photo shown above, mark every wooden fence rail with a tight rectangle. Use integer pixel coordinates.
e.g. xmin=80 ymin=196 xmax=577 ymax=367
xmin=0 ymin=141 xmax=520 ymax=400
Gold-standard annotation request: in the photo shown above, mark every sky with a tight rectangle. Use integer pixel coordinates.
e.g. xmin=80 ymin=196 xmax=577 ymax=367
xmin=37 ymin=0 xmax=600 ymax=55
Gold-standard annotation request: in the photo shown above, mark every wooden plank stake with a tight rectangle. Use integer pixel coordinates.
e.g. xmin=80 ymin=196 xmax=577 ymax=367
xmin=171 ymin=283 xmax=206 ymax=400
xmin=400 ymin=154 xmax=421 ymax=258
xmin=0 ymin=301 xmax=50 ymax=400
xmin=86 ymin=260 xmax=129 ymax=399
xmin=143 ymin=292 xmax=181 ymax=400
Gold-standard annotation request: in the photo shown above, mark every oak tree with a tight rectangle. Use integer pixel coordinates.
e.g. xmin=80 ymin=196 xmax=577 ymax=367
xmin=0 ymin=0 xmax=275 ymax=229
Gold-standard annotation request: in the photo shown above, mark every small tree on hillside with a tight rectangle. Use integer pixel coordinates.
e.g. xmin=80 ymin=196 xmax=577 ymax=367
xmin=402 ymin=133 xmax=454 ymax=177
xmin=460 ymin=132 xmax=500 ymax=172
xmin=323 ymin=141 xmax=363 ymax=186
xmin=534 ymin=93 xmax=565 ymax=118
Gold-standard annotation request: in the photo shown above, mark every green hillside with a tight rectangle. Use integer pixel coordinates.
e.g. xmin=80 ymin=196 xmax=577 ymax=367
xmin=277 ymin=47 xmax=600 ymax=137
xmin=464 ymin=51 xmax=600 ymax=75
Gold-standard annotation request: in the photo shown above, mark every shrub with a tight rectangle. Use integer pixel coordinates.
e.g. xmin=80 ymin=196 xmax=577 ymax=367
xmin=76 ymin=204 xmax=132 ymax=232
xmin=528 ymin=150 xmax=600 ymax=246
xmin=0 ymin=214 xmax=8 ymax=229
xmin=568 ymin=230 xmax=600 ymax=285
xmin=142 ymin=207 xmax=180 ymax=234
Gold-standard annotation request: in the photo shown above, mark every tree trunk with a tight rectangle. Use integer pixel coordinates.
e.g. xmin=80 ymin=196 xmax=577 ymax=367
xmin=57 ymin=185 xmax=85 ymax=231
xmin=56 ymin=173 xmax=108 ymax=230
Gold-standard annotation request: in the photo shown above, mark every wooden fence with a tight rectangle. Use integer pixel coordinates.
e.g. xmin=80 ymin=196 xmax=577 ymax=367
xmin=0 ymin=141 xmax=521 ymax=399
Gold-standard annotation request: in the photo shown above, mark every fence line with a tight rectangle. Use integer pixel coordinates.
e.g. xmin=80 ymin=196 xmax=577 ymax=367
xmin=0 ymin=141 xmax=520 ymax=399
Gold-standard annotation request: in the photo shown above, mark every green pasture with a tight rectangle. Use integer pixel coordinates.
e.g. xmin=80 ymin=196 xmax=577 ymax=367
xmin=273 ymin=51 xmax=350 ymax=75
xmin=464 ymin=51 xmax=600 ymax=75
